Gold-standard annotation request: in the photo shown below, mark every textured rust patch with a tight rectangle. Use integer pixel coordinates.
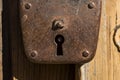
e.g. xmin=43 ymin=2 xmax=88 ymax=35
xmin=19 ymin=0 xmax=102 ymax=64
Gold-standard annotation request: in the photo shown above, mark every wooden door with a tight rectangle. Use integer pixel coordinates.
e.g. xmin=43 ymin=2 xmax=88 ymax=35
xmin=0 ymin=0 xmax=120 ymax=80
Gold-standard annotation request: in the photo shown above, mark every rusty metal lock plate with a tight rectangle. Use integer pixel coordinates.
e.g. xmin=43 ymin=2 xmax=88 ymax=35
xmin=19 ymin=0 xmax=101 ymax=64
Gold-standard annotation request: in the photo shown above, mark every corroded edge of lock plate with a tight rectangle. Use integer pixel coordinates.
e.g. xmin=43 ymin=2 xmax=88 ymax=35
xmin=19 ymin=0 xmax=102 ymax=64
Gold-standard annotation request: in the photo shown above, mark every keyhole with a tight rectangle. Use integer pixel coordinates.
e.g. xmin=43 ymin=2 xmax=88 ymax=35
xmin=55 ymin=35 xmax=65 ymax=56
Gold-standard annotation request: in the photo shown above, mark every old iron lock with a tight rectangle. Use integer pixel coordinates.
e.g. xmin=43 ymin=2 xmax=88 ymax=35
xmin=19 ymin=0 xmax=101 ymax=64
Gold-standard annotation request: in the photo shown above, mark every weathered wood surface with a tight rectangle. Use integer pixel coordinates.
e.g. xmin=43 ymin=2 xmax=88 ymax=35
xmin=81 ymin=0 xmax=120 ymax=80
xmin=1 ymin=0 xmax=120 ymax=80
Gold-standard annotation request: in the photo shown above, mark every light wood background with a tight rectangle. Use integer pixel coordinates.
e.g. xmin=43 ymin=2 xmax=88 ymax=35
xmin=0 ymin=0 xmax=120 ymax=80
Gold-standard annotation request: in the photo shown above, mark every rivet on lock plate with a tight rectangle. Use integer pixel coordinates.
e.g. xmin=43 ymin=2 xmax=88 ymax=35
xmin=19 ymin=0 xmax=102 ymax=64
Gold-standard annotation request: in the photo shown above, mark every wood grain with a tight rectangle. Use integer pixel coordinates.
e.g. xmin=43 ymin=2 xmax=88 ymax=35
xmin=1 ymin=0 xmax=120 ymax=80
xmin=81 ymin=0 xmax=120 ymax=80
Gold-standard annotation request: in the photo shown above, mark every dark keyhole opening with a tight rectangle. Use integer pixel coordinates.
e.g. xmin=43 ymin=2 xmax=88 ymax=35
xmin=55 ymin=35 xmax=65 ymax=56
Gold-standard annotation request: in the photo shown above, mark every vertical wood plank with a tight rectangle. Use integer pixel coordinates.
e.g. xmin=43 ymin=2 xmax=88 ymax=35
xmin=111 ymin=0 xmax=120 ymax=80
xmin=81 ymin=0 xmax=109 ymax=79
xmin=3 ymin=0 xmax=120 ymax=80
xmin=81 ymin=0 xmax=120 ymax=80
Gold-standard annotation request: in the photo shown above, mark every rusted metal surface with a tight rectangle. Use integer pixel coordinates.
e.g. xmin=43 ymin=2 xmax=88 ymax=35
xmin=19 ymin=0 xmax=101 ymax=64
